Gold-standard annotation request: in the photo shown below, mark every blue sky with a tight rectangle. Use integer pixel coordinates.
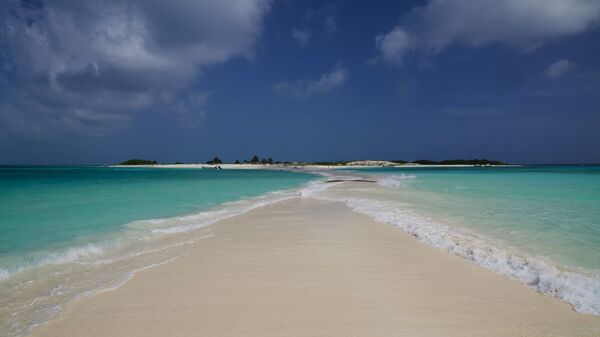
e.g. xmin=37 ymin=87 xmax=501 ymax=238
xmin=1 ymin=0 xmax=599 ymax=164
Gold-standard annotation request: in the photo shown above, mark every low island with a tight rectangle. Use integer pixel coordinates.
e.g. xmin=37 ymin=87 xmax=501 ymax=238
xmin=114 ymin=157 xmax=508 ymax=169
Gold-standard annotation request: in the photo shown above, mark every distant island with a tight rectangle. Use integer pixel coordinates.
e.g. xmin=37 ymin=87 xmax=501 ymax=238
xmin=410 ymin=159 xmax=505 ymax=165
xmin=119 ymin=159 xmax=159 ymax=165
xmin=310 ymin=159 xmax=505 ymax=166
xmin=117 ymin=157 xmax=505 ymax=167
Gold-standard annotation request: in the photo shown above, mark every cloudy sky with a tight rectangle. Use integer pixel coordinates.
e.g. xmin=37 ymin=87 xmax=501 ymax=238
xmin=1 ymin=0 xmax=599 ymax=164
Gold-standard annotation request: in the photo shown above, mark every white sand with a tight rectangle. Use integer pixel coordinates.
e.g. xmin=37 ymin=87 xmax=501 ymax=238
xmin=31 ymin=197 xmax=600 ymax=337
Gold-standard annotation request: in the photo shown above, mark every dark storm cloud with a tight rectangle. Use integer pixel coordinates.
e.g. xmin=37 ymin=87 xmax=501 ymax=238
xmin=0 ymin=0 xmax=271 ymax=136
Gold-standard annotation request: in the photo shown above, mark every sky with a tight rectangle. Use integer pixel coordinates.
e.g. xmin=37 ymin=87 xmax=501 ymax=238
xmin=1 ymin=0 xmax=599 ymax=165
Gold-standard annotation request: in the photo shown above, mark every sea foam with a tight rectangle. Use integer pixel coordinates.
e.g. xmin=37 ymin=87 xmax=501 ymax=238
xmin=377 ymin=174 xmax=416 ymax=188
xmin=149 ymin=192 xmax=301 ymax=234
xmin=343 ymin=197 xmax=600 ymax=315
xmin=0 ymin=242 xmax=113 ymax=281
xmin=307 ymin=174 xmax=600 ymax=315
xmin=0 ymin=167 xmax=322 ymax=337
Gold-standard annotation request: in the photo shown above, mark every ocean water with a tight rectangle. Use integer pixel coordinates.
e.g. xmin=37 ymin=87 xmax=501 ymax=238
xmin=0 ymin=166 xmax=317 ymax=337
xmin=3 ymin=165 xmax=600 ymax=336
xmin=314 ymin=165 xmax=600 ymax=315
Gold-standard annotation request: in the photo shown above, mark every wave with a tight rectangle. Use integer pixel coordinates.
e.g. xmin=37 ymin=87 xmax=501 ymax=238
xmin=334 ymin=196 xmax=600 ymax=315
xmin=149 ymin=196 xmax=295 ymax=234
xmin=39 ymin=242 xmax=110 ymax=265
xmin=147 ymin=179 xmax=334 ymax=234
xmin=1 ymin=179 xmax=330 ymax=282
xmin=0 ymin=241 xmax=114 ymax=281
xmin=305 ymin=172 xmax=600 ymax=316
xmin=298 ymin=179 xmax=338 ymax=197
xmin=1 ymin=177 xmax=333 ymax=337
xmin=377 ymin=174 xmax=416 ymax=188
xmin=0 ymin=268 xmax=9 ymax=281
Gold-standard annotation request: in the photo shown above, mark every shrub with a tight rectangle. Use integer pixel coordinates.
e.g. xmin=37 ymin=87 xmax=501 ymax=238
xmin=119 ymin=159 xmax=158 ymax=165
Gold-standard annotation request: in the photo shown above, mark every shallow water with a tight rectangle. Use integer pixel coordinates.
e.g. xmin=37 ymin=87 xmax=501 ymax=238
xmin=314 ymin=166 xmax=600 ymax=315
xmin=3 ymin=165 xmax=600 ymax=336
xmin=0 ymin=166 xmax=317 ymax=337
xmin=355 ymin=166 xmax=600 ymax=270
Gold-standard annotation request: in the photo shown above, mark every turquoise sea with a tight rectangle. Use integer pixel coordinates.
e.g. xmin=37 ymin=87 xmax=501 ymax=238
xmin=2 ymin=165 xmax=600 ymax=336
xmin=334 ymin=165 xmax=600 ymax=315
xmin=0 ymin=166 xmax=317 ymax=337
xmin=354 ymin=166 xmax=600 ymax=269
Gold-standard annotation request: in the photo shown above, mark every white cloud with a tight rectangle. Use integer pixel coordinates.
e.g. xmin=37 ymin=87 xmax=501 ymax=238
xmin=273 ymin=64 xmax=348 ymax=98
xmin=376 ymin=0 xmax=600 ymax=65
xmin=0 ymin=0 xmax=272 ymax=135
xmin=545 ymin=59 xmax=575 ymax=78
xmin=292 ymin=28 xmax=311 ymax=48
xmin=375 ymin=27 xmax=414 ymax=65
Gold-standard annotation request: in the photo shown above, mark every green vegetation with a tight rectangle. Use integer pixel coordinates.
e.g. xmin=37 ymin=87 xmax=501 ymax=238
xmin=234 ymin=160 xmax=241 ymax=164
xmin=441 ymin=159 xmax=504 ymax=165
xmin=310 ymin=161 xmax=347 ymax=166
xmin=413 ymin=159 xmax=438 ymax=165
xmin=414 ymin=159 xmax=505 ymax=165
xmin=119 ymin=159 xmax=158 ymax=165
xmin=246 ymin=155 xmax=275 ymax=165
xmin=207 ymin=157 xmax=222 ymax=165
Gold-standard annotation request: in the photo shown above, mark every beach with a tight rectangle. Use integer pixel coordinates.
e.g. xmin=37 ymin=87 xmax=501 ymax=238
xmin=4 ymin=0 xmax=599 ymax=335
xmin=30 ymin=190 xmax=600 ymax=337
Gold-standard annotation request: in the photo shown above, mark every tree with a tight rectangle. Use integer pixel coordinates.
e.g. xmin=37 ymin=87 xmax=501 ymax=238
xmin=207 ymin=157 xmax=222 ymax=164
xmin=234 ymin=160 xmax=241 ymax=164
xmin=267 ymin=157 xmax=273 ymax=164
xmin=250 ymin=155 xmax=259 ymax=164
xmin=414 ymin=159 xmax=438 ymax=165
xmin=119 ymin=159 xmax=158 ymax=165
xmin=260 ymin=158 xmax=267 ymax=164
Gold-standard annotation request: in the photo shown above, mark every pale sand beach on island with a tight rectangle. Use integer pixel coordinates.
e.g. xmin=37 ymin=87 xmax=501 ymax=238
xmin=30 ymin=191 xmax=600 ymax=337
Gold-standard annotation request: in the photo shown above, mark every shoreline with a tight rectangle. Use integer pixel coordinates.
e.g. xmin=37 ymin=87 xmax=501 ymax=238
xmin=7 ymin=168 xmax=600 ymax=336
xmin=1 ymin=180 xmax=318 ymax=337
xmin=30 ymin=196 xmax=600 ymax=337
xmin=319 ymin=181 xmax=600 ymax=316
xmin=110 ymin=163 xmax=520 ymax=170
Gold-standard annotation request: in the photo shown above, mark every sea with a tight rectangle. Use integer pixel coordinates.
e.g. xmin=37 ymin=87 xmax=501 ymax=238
xmin=317 ymin=165 xmax=600 ymax=316
xmin=1 ymin=165 xmax=599 ymax=336
xmin=0 ymin=166 xmax=317 ymax=337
